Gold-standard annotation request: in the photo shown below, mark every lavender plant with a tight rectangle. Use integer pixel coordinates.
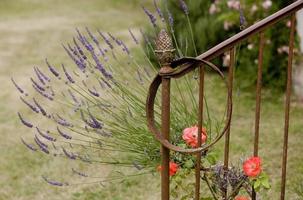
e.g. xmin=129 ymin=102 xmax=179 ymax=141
xmin=13 ymin=1 xmax=264 ymax=199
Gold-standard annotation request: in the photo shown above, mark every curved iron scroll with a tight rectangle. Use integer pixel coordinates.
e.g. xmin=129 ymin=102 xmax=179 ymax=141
xmin=146 ymin=58 xmax=232 ymax=154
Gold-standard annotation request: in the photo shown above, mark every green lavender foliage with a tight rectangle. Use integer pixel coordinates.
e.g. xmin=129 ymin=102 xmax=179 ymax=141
xmin=162 ymin=0 xmax=300 ymax=91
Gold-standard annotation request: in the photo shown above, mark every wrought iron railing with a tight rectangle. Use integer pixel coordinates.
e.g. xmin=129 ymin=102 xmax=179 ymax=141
xmin=146 ymin=1 xmax=303 ymax=199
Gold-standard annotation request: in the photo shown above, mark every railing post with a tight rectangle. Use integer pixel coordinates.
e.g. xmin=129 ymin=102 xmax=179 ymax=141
xmin=155 ymin=29 xmax=176 ymax=200
xmin=280 ymin=14 xmax=296 ymax=200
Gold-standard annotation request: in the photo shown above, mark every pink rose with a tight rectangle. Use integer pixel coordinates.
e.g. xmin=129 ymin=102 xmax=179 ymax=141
xmin=182 ymin=126 xmax=207 ymax=148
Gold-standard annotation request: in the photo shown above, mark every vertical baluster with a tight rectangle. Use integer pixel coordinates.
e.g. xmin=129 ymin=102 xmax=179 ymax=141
xmin=223 ymin=48 xmax=235 ymax=199
xmin=161 ymin=76 xmax=170 ymax=200
xmin=195 ymin=65 xmax=205 ymax=200
xmin=155 ymin=29 xmax=175 ymax=200
xmin=280 ymin=14 xmax=296 ymax=200
xmin=252 ymin=31 xmax=265 ymax=200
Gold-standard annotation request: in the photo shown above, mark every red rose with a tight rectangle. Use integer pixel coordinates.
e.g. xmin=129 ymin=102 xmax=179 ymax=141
xmin=182 ymin=126 xmax=207 ymax=148
xmin=235 ymin=196 xmax=250 ymax=200
xmin=243 ymin=156 xmax=262 ymax=178
xmin=157 ymin=162 xmax=179 ymax=176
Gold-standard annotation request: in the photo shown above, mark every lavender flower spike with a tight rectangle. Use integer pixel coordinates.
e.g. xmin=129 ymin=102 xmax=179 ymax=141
xmin=31 ymin=77 xmax=45 ymax=91
xmin=32 ymin=84 xmax=54 ymax=101
xmin=62 ymin=147 xmax=77 ymax=160
xmin=128 ymin=28 xmax=139 ymax=45
xmin=34 ymin=136 xmax=49 ymax=154
xmin=42 ymin=176 xmax=67 ymax=187
xmin=62 ymin=64 xmax=75 ymax=84
xmin=57 ymin=126 xmax=72 ymax=140
xmin=35 ymin=134 xmax=48 ymax=149
xmin=18 ymin=112 xmax=33 ymax=128
xmin=98 ymin=30 xmax=114 ymax=49
xmin=33 ymin=98 xmax=47 ymax=116
xmin=142 ymin=6 xmax=157 ymax=28
xmin=36 ymin=127 xmax=56 ymax=142
xmin=20 ymin=97 xmax=39 ymax=113
xmin=36 ymin=67 xmax=51 ymax=82
xmin=179 ymin=0 xmax=189 ymax=15
xmin=154 ymin=0 xmax=165 ymax=22
xmin=21 ymin=138 xmax=37 ymax=151
xmin=72 ymin=168 xmax=88 ymax=177
xmin=168 ymin=11 xmax=174 ymax=32
xmin=11 ymin=77 xmax=25 ymax=94
xmin=33 ymin=67 xmax=46 ymax=85
xmin=45 ymin=59 xmax=60 ymax=77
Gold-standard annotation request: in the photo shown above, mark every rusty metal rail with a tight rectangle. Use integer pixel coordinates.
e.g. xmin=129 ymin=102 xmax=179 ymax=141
xmin=146 ymin=1 xmax=303 ymax=199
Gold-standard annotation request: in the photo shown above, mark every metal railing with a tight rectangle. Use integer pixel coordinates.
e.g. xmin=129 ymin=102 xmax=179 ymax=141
xmin=146 ymin=1 xmax=303 ymax=199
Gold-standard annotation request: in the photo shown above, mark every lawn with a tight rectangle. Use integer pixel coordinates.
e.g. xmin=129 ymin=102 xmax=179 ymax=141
xmin=1 ymin=0 xmax=303 ymax=200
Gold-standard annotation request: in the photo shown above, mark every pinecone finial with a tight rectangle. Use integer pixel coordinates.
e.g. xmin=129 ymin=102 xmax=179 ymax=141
xmin=155 ymin=29 xmax=175 ymax=66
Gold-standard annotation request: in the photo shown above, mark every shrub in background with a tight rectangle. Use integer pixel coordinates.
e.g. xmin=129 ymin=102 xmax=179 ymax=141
xmin=161 ymin=0 xmax=300 ymax=92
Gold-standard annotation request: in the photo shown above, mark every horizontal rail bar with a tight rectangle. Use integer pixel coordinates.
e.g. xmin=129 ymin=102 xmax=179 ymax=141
xmin=198 ymin=0 xmax=303 ymax=61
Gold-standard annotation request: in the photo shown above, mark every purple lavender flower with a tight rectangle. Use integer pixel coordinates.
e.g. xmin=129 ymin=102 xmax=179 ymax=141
xmin=72 ymin=168 xmax=88 ymax=177
xmin=76 ymin=28 xmax=94 ymax=52
xmin=11 ymin=77 xmax=25 ymax=94
xmin=53 ymin=114 xmax=73 ymax=127
xmin=62 ymin=147 xmax=77 ymax=160
xmin=128 ymin=28 xmax=139 ymax=45
xmin=62 ymin=64 xmax=75 ymax=84
xmin=46 ymin=59 xmax=60 ymax=77
xmin=168 ymin=11 xmax=174 ymax=32
xmin=73 ymin=38 xmax=85 ymax=56
xmin=57 ymin=126 xmax=72 ymax=140
xmin=34 ymin=67 xmax=46 ymax=85
xmin=133 ymin=161 xmax=143 ymax=170
xmin=18 ymin=112 xmax=33 ymax=128
xmin=154 ymin=0 xmax=165 ymax=22
xmin=136 ymin=69 xmax=143 ymax=84
xmin=32 ymin=84 xmax=54 ymax=101
xmin=35 ymin=134 xmax=48 ymax=148
xmin=100 ymin=77 xmax=112 ymax=89
xmin=36 ymin=127 xmax=56 ymax=142
xmin=98 ymin=30 xmax=114 ymax=49
xmin=21 ymin=138 xmax=37 ymax=151
xmin=42 ymin=176 xmax=67 ymax=187
xmin=34 ymin=136 xmax=49 ymax=154
xmin=80 ymin=110 xmax=102 ymax=129
xmin=86 ymin=27 xmax=105 ymax=57
xmin=120 ymin=41 xmax=130 ymax=55
xmin=179 ymin=0 xmax=189 ymax=15
xmin=239 ymin=7 xmax=247 ymax=30
xmin=63 ymin=44 xmax=86 ymax=71
xmin=88 ymin=87 xmax=100 ymax=97
xmin=93 ymin=57 xmax=113 ymax=79
xmin=142 ymin=6 xmax=157 ymax=27
xmin=20 ymin=97 xmax=39 ymax=113
xmin=67 ymin=89 xmax=79 ymax=104
xmin=31 ymin=77 xmax=45 ymax=91
xmin=35 ymin=67 xmax=51 ymax=82
xmin=33 ymin=98 xmax=47 ymax=116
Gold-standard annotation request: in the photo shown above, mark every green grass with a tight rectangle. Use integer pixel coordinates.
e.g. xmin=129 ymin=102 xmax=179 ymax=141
xmin=1 ymin=0 xmax=303 ymax=199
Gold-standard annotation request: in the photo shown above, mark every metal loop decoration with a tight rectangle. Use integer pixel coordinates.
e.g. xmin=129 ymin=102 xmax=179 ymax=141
xmin=146 ymin=57 xmax=233 ymax=154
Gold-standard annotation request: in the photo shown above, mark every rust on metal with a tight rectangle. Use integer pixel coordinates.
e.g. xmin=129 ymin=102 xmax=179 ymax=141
xmin=280 ymin=14 xmax=296 ymax=200
xmin=195 ymin=65 xmax=205 ymax=200
xmin=252 ymin=32 xmax=265 ymax=200
xmin=155 ymin=29 xmax=175 ymax=200
xmin=146 ymin=59 xmax=233 ymax=154
xmin=223 ymin=48 xmax=235 ymax=199
xmin=145 ymin=1 xmax=303 ymax=199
